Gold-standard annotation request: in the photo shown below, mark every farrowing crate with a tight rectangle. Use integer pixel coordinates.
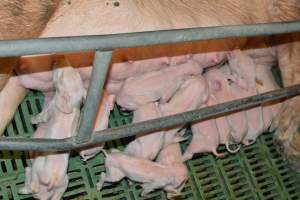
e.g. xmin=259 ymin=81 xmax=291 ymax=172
xmin=1 ymin=21 xmax=300 ymax=200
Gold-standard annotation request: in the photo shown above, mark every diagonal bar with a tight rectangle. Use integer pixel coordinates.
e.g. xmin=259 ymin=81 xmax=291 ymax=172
xmin=0 ymin=83 xmax=300 ymax=152
xmin=75 ymin=51 xmax=112 ymax=143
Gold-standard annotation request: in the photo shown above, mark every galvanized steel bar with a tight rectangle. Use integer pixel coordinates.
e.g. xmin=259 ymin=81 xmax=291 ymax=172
xmin=75 ymin=51 xmax=112 ymax=143
xmin=0 ymin=21 xmax=299 ymax=57
xmin=1 ymin=83 xmax=300 ymax=152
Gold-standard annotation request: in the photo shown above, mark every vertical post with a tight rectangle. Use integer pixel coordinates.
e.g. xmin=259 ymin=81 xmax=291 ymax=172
xmin=75 ymin=50 xmax=112 ymax=143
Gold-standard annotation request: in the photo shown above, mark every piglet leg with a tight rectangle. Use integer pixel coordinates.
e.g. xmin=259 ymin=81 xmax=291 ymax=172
xmin=31 ymin=102 xmax=52 ymax=124
xmin=97 ymin=169 xmax=125 ymax=191
xmin=80 ymin=146 xmax=103 ymax=161
xmin=96 ymin=173 xmax=107 ymax=191
xmin=141 ymin=183 xmax=158 ymax=196
xmin=30 ymin=169 xmax=40 ymax=194
xmin=31 ymin=112 xmax=50 ymax=124
xmin=51 ymin=176 xmax=68 ymax=200
xmin=18 ymin=167 xmax=32 ymax=194
xmin=34 ymin=188 xmax=54 ymax=200
xmin=165 ymin=187 xmax=182 ymax=199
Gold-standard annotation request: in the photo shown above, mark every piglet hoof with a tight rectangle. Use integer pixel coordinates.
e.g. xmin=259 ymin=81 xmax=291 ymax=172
xmin=181 ymin=153 xmax=193 ymax=162
xmin=80 ymin=156 xmax=89 ymax=162
xmin=166 ymin=188 xmax=181 ymax=199
xmin=141 ymin=190 xmax=149 ymax=197
xmin=128 ymin=180 xmax=134 ymax=186
xmin=167 ymin=192 xmax=181 ymax=199
xmin=80 ymin=157 xmax=90 ymax=162
xmin=18 ymin=186 xmax=32 ymax=195
xmin=30 ymin=116 xmax=39 ymax=124
xmin=96 ymin=173 xmax=106 ymax=191
xmin=31 ymin=115 xmax=45 ymax=124
xmin=79 ymin=152 xmax=96 ymax=162
xmin=31 ymin=184 xmax=40 ymax=194
xmin=242 ymin=139 xmax=255 ymax=146
xmin=172 ymin=136 xmax=188 ymax=143
xmin=96 ymin=182 xmax=103 ymax=191
xmin=213 ymin=151 xmax=225 ymax=158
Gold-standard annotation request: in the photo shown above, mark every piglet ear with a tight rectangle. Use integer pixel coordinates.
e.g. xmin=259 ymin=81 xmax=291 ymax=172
xmin=55 ymin=93 xmax=73 ymax=114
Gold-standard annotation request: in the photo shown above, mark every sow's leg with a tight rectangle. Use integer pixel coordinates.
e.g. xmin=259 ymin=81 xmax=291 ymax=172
xmin=271 ymin=35 xmax=300 ymax=166
xmin=0 ymin=0 xmax=61 ymax=135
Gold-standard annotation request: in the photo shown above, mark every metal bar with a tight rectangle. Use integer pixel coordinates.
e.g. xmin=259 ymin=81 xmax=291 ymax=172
xmin=1 ymin=83 xmax=300 ymax=152
xmin=0 ymin=21 xmax=299 ymax=57
xmin=75 ymin=51 xmax=112 ymax=143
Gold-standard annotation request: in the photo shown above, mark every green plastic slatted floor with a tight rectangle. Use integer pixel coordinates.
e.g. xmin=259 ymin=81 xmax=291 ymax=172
xmin=1 ymin=91 xmax=300 ymax=200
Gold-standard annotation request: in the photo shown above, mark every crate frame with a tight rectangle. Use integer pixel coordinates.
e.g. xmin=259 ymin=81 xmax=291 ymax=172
xmin=0 ymin=21 xmax=300 ymax=152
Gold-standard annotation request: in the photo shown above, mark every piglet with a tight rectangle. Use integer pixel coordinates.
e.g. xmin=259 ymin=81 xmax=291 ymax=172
xmin=156 ymin=143 xmax=184 ymax=165
xmin=96 ymin=149 xmax=188 ymax=199
xmin=116 ymin=60 xmax=203 ymax=110
xmin=205 ymin=68 xmax=245 ymax=149
xmin=220 ymin=65 xmax=249 ymax=143
xmin=255 ymin=65 xmax=282 ymax=129
xmin=79 ymin=91 xmax=115 ymax=161
xmin=183 ymin=104 xmax=224 ymax=161
xmin=156 ymin=143 xmax=188 ymax=198
xmin=124 ymin=102 xmax=164 ymax=160
xmin=109 ymin=57 xmax=170 ymax=80
xmin=227 ymin=50 xmax=264 ymax=145
xmin=159 ymin=75 xmax=209 ymax=146
xmin=19 ymin=66 xmax=86 ymax=200
xmin=210 ymin=96 xmax=239 ymax=153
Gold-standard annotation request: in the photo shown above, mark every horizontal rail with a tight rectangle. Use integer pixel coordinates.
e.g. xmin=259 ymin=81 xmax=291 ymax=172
xmin=0 ymin=83 xmax=300 ymax=152
xmin=0 ymin=21 xmax=299 ymax=57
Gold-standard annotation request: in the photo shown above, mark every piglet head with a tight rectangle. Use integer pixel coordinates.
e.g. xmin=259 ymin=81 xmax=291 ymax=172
xmin=53 ymin=67 xmax=87 ymax=114
xmin=205 ymin=69 xmax=223 ymax=94
xmin=227 ymin=50 xmax=257 ymax=90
